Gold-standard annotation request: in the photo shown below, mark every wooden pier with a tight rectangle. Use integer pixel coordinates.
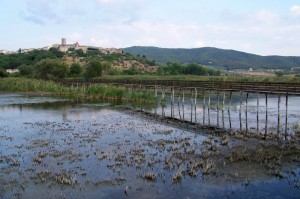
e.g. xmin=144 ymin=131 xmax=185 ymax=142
xmin=58 ymin=79 xmax=300 ymax=139
xmin=59 ymin=79 xmax=300 ymax=95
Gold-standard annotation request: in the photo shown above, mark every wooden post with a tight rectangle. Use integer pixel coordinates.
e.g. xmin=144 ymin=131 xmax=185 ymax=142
xmin=222 ymin=90 xmax=226 ymax=128
xmin=161 ymin=87 xmax=165 ymax=117
xmin=277 ymin=94 xmax=281 ymax=135
xmin=228 ymin=91 xmax=232 ymax=129
xmin=171 ymin=87 xmax=174 ymax=118
xmin=285 ymin=93 xmax=289 ymax=138
xmin=239 ymin=91 xmax=242 ymax=132
xmin=182 ymin=89 xmax=185 ymax=120
xmin=178 ymin=89 xmax=181 ymax=120
xmin=257 ymin=92 xmax=260 ymax=133
xmin=155 ymin=86 xmax=158 ymax=117
xmin=217 ymin=90 xmax=220 ymax=127
xmin=194 ymin=88 xmax=197 ymax=123
xmin=190 ymin=89 xmax=193 ymax=122
xmin=265 ymin=93 xmax=268 ymax=136
xmin=246 ymin=93 xmax=249 ymax=133
xmin=203 ymin=90 xmax=206 ymax=124
xmin=208 ymin=90 xmax=211 ymax=125
xmin=162 ymin=87 xmax=165 ymax=100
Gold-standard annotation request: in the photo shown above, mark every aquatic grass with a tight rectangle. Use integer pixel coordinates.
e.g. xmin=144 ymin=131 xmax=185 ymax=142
xmin=85 ymin=84 xmax=125 ymax=100
xmin=0 ymin=77 xmax=70 ymax=93
xmin=127 ymin=90 xmax=156 ymax=104
xmin=0 ymin=77 xmax=156 ymax=104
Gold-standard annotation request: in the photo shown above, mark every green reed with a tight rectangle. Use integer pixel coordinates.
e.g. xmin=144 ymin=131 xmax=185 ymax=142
xmin=0 ymin=77 xmax=155 ymax=103
xmin=0 ymin=77 xmax=69 ymax=93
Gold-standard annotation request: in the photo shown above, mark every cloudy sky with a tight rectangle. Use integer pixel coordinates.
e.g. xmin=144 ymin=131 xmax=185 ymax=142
xmin=1 ymin=0 xmax=300 ymax=56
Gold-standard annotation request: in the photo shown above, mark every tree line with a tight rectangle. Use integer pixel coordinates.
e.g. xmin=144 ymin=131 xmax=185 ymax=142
xmin=17 ymin=58 xmax=105 ymax=80
xmin=0 ymin=48 xmax=64 ymax=69
xmin=157 ymin=62 xmax=220 ymax=76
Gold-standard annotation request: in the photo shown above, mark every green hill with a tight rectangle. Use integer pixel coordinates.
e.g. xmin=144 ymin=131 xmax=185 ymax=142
xmin=123 ymin=46 xmax=300 ymax=70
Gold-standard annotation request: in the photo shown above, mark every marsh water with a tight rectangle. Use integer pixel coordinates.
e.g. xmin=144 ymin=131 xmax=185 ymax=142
xmin=0 ymin=93 xmax=299 ymax=199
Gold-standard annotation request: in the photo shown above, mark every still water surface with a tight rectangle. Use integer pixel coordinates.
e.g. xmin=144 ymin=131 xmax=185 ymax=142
xmin=0 ymin=93 xmax=299 ymax=199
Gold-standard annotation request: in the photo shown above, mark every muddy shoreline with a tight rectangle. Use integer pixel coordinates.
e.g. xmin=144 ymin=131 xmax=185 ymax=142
xmin=0 ymin=94 xmax=299 ymax=198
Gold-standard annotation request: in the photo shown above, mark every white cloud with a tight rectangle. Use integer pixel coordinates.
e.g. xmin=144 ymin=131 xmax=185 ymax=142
xmin=256 ymin=10 xmax=280 ymax=24
xmin=60 ymin=13 xmax=299 ymax=56
xmin=93 ymin=0 xmax=145 ymax=23
xmin=241 ymin=43 xmax=252 ymax=52
xmin=195 ymin=41 xmax=205 ymax=48
xmin=97 ymin=0 xmax=125 ymax=5
xmin=68 ymin=33 xmax=82 ymax=43
xmin=290 ymin=5 xmax=300 ymax=18
xmin=15 ymin=1 xmax=300 ymax=56
xmin=84 ymin=21 xmax=204 ymax=48
xmin=97 ymin=0 xmax=144 ymax=6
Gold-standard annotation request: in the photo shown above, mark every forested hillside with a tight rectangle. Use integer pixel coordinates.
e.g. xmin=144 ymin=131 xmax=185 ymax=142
xmin=0 ymin=48 xmax=158 ymax=78
xmin=123 ymin=46 xmax=300 ymax=70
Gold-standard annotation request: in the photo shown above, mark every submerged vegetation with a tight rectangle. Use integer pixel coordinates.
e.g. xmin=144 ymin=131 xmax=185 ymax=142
xmin=0 ymin=77 xmax=155 ymax=103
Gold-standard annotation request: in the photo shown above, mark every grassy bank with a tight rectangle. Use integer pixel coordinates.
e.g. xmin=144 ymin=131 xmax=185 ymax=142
xmin=0 ymin=77 xmax=156 ymax=103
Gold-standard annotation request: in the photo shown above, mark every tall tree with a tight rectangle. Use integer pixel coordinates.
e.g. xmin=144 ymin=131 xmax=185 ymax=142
xmin=69 ymin=63 xmax=82 ymax=76
xmin=84 ymin=59 xmax=102 ymax=79
xmin=35 ymin=59 xmax=69 ymax=80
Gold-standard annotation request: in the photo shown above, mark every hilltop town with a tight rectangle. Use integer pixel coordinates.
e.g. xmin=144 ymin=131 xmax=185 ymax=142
xmin=0 ymin=38 xmax=158 ymax=76
xmin=53 ymin=38 xmax=123 ymax=54
xmin=0 ymin=38 xmax=123 ymax=55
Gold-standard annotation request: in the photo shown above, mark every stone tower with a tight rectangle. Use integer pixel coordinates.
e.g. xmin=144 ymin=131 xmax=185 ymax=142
xmin=61 ymin=38 xmax=66 ymax=46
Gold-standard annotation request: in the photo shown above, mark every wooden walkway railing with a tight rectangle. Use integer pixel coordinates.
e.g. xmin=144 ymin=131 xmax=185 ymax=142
xmin=58 ymin=79 xmax=300 ymax=94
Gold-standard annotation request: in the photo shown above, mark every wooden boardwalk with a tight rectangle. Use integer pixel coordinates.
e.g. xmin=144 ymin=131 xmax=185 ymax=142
xmin=59 ymin=79 xmax=300 ymax=95
xmin=58 ymin=78 xmax=300 ymax=138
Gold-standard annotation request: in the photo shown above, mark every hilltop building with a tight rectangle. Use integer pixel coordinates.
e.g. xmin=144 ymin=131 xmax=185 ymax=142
xmin=0 ymin=50 xmax=15 ymax=54
xmin=62 ymin=38 xmax=67 ymax=46
xmin=0 ymin=38 xmax=123 ymax=55
xmin=6 ymin=69 xmax=19 ymax=74
xmin=52 ymin=38 xmax=123 ymax=54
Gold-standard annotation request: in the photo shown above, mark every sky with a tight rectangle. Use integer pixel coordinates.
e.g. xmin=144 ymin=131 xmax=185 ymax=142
xmin=0 ymin=0 xmax=300 ymax=56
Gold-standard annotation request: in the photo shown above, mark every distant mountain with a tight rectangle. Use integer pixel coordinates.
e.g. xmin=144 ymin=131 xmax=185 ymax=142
xmin=123 ymin=46 xmax=300 ymax=70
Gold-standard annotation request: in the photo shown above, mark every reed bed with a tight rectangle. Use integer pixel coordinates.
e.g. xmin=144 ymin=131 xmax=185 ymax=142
xmin=85 ymin=84 xmax=125 ymax=100
xmin=0 ymin=77 xmax=155 ymax=103
xmin=127 ymin=90 xmax=156 ymax=103
xmin=0 ymin=77 xmax=68 ymax=93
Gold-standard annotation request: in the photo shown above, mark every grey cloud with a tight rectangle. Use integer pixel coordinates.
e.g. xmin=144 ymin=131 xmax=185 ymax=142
xmin=23 ymin=0 xmax=63 ymax=24
xmin=19 ymin=11 xmax=45 ymax=25
xmin=20 ymin=0 xmax=87 ymax=25
xmin=92 ymin=0 xmax=145 ymax=23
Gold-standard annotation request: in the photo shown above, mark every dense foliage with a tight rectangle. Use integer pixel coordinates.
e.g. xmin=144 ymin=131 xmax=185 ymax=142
xmin=158 ymin=62 xmax=220 ymax=76
xmin=35 ymin=59 xmax=69 ymax=80
xmin=0 ymin=68 xmax=7 ymax=77
xmin=0 ymin=48 xmax=64 ymax=69
xmin=84 ymin=59 xmax=102 ymax=79
xmin=123 ymin=46 xmax=300 ymax=70
xmin=69 ymin=63 xmax=82 ymax=77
